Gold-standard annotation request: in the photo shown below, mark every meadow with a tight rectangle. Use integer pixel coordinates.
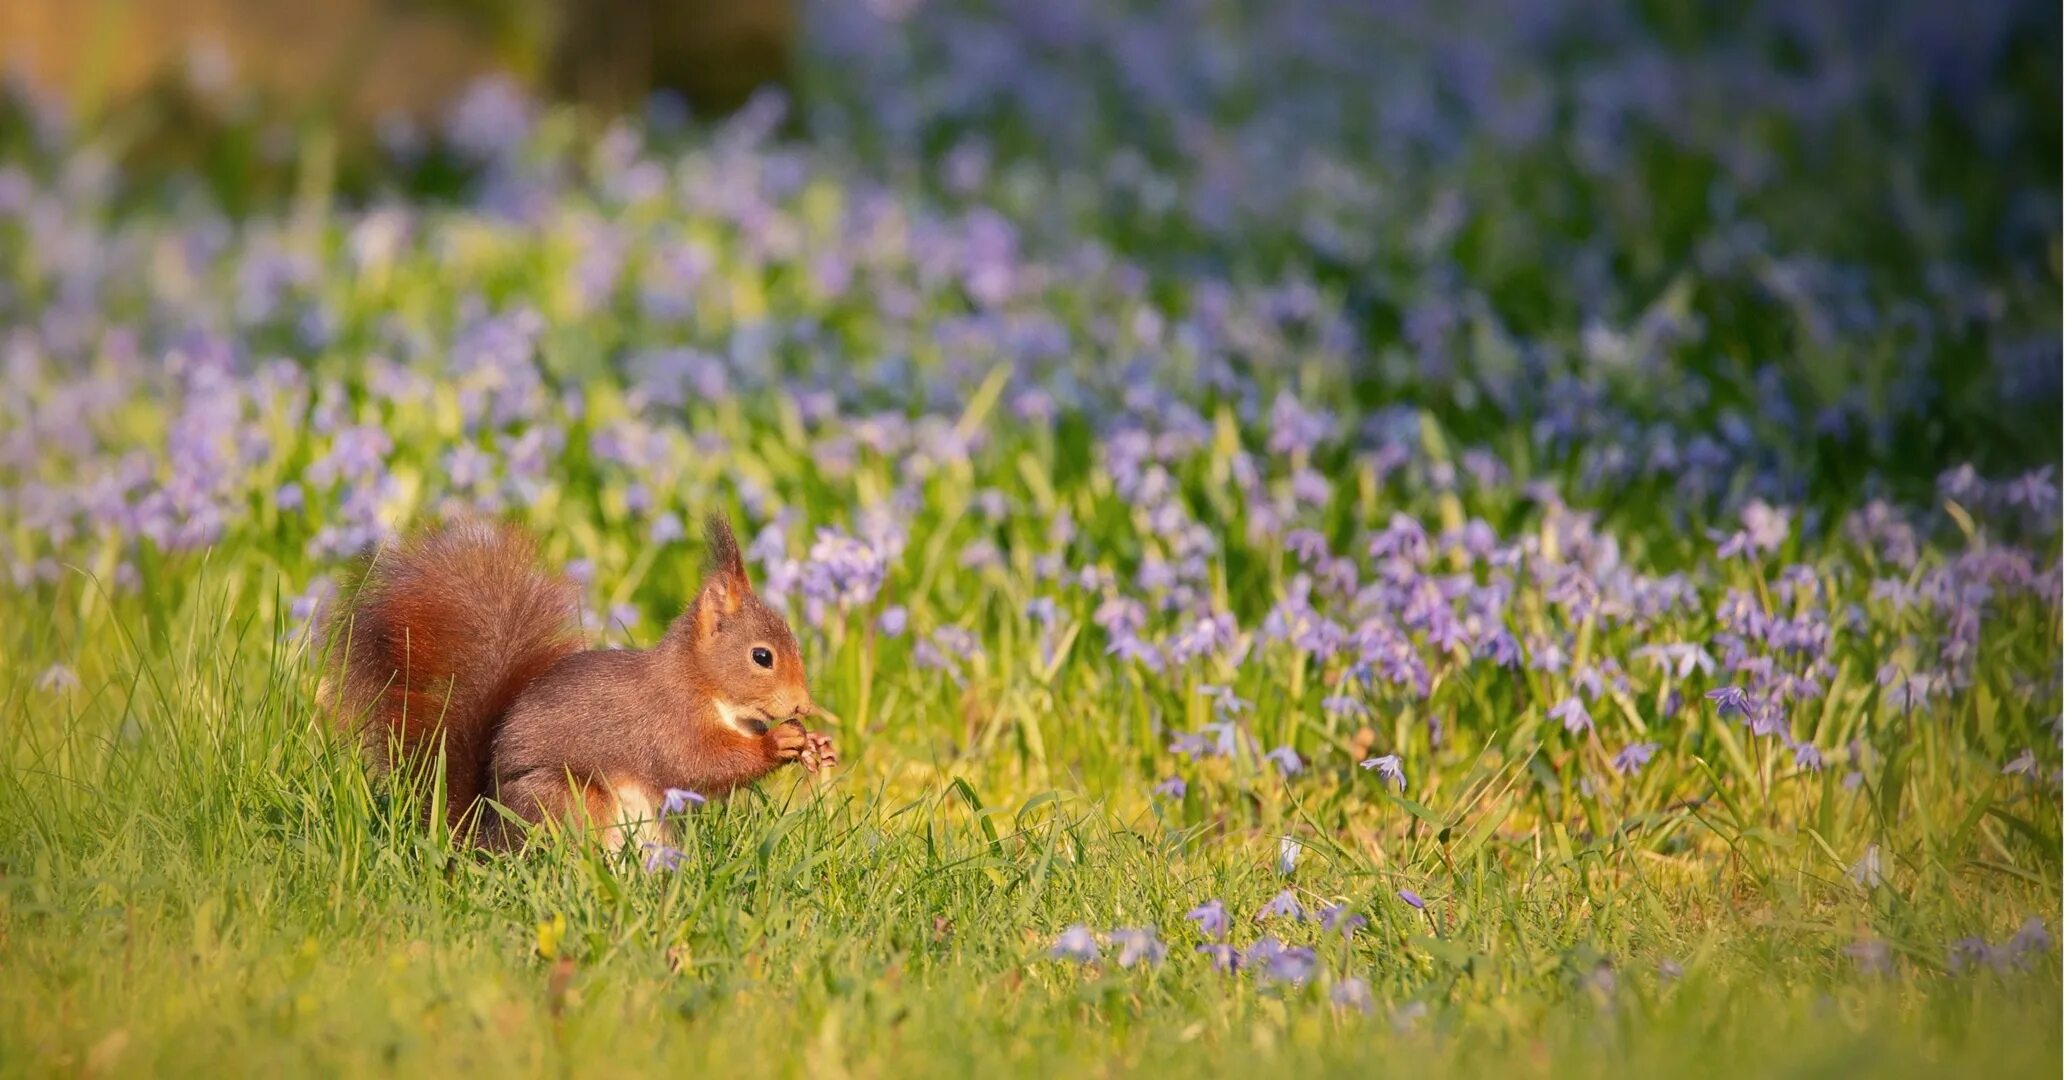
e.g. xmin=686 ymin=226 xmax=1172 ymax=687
xmin=1 ymin=1 xmax=2062 ymax=1075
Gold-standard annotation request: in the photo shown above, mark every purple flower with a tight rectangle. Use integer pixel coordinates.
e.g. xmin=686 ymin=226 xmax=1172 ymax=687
xmin=1612 ymin=742 xmax=1659 ymax=775
xmin=1196 ymin=943 xmax=1242 ymax=973
xmin=1845 ymin=938 xmax=1893 ymax=976
xmin=2002 ymin=749 xmax=2038 ymax=777
xmin=1319 ymin=904 xmax=1367 ymax=937
xmin=649 ymin=513 xmax=686 ymax=545
xmin=1260 ymin=946 xmax=1318 ymax=986
xmin=1154 ymin=776 xmax=1188 ymax=799
xmin=1361 ymin=754 xmax=1406 ymax=791
xmin=1329 ymin=977 xmax=1373 ymax=1012
xmin=1243 ymin=935 xmax=1284 ymax=967
xmin=877 ymin=606 xmax=909 ymax=637
xmin=2008 ymin=917 xmax=2052 ymax=960
xmin=1550 ymin=697 xmax=1593 ymax=735
xmin=1263 ymin=746 xmax=1303 ymax=777
xmin=642 ymin=843 xmax=686 ymax=872
xmin=1050 ymin=925 xmax=1100 ymax=963
xmin=1397 ymin=889 xmax=1426 ymax=910
xmin=1321 ymin=695 xmax=1365 ymax=717
xmin=1947 ymin=937 xmax=1998 ymax=974
xmin=1740 ymin=500 xmax=1791 ymax=553
xmin=1789 ymin=739 xmax=1824 ymax=771
xmin=1256 ymin=889 xmax=1306 ymax=922
xmin=1111 ymin=927 xmax=1166 ymax=968
xmin=1186 ymin=900 xmax=1231 ymax=939
xmin=661 ymin=788 xmax=706 ymax=814
xmin=1703 ymin=686 xmax=1752 ymax=717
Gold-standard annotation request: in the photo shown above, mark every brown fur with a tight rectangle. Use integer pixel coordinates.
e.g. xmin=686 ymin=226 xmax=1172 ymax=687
xmin=325 ymin=514 xmax=833 ymax=849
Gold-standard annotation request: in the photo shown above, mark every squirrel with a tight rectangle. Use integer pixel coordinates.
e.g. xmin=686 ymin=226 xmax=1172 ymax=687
xmin=324 ymin=513 xmax=836 ymax=851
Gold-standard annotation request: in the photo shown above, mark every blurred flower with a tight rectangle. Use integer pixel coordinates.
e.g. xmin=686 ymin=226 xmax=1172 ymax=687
xmin=1259 ymin=945 xmax=1318 ymax=986
xmin=1154 ymin=776 xmax=1187 ymax=799
xmin=1186 ymin=900 xmax=1231 ymax=939
xmin=1197 ymin=943 xmax=1242 ymax=974
xmin=35 ymin=663 xmax=80 ymax=694
xmin=1329 ymin=977 xmax=1373 ymax=1012
xmin=661 ymin=788 xmax=706 ymax=814
xmin=1845 ymin=938 xmax=1893 ymax=976
xmin=1256 ymin=889 xmax=1305 ymax=922
xmin=1276 ymin=836 xmax=1302 ymax=875
xmin=1550 ymin=697 xmax=1593 ymax=735
xmin=1264 ymin=746 xmax=1303 ymax=777
xmin=642 ymin=843 xmax=686 ymax=872
xmin=1112 ymin=927 xmax=1167 ymax=968
xmin=1612 ymin=742 xmax=1659 ymax=775
xmin=1850 ymin=845 xmax=1886 ymax=889
xmin=1051 ymin=925 xmax=1100 ymax=963
xmin=1397 ymin=889 xmax=1425 ymax=910
xmin=1319 ymin=904 xmax=1367 ymax=937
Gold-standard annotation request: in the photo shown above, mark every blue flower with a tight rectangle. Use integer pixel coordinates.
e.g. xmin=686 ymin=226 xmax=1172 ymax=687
xmin=1319 ymin=904 xmax=1367 ymax=937
xmin=642 ymin=843 xmax=685 ymax=872
xmin=1329 ymin=977 xmax=1373 ymax=1012
xmin=1154 ymin=776 xmax=1188 ymax=799
xmin=1260 ymin=946 xmax=1318 ymax=986
xmin=1263 ymin=746 xmax=1303 ymax=777
xmin=1397 ymin=889 xmax=1425 ymax=910
xmin=1111 ymin=927 xmax=1166 ymax=968
xmin=1361 ymin=753 xmax=1406 ymax=792
xmin=1703 ymin=686 xmax=1752 ymax=717
xmin=1050 ymin=925 xmax=1100 ymax=963
xmin=1196 ymin=943 xmax=1242 ymax=974
xmin=1186 ymin=900 xmax=1231 ymax=939
xmin=1256 ymin=889 xmax=1305 ymax=922
xmin=1611 ymin=742 xmax=1658 ymax=775
xmin=1550 ymin=697 xmax=1593 ymax=734
xmin=661 ymin=787 xmax=706 ymax=814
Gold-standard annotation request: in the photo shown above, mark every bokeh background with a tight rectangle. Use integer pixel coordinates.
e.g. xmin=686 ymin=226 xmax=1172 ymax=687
xmin=4 ymin=0 xmax=2059 ymax=479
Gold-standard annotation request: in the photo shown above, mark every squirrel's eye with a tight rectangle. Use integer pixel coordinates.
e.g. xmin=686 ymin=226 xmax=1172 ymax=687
xmin=751 ymin=647 xmax=775 ymax=669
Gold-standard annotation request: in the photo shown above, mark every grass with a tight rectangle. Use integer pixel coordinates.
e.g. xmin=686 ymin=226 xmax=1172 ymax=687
xmin=1 ymin=506 xmax=2058 ymax=1075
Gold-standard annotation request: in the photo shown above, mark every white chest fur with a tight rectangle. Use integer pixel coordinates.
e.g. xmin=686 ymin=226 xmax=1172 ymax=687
xmin=607 ymin=782 xmax=663 ymax=850
xmin=712 ymin=699 xmax=757 ymax=737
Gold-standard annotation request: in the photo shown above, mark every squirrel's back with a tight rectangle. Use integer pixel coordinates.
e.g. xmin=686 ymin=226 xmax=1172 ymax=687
xmin=325 ymin=519 xmax=584 ymax=830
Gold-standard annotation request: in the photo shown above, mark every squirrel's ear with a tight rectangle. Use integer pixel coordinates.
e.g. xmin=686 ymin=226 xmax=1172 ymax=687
xmin=692 ymin=514 xmax=751 ymax=639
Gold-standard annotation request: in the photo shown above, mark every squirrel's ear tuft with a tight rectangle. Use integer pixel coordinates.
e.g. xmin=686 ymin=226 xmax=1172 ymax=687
xmin=705 ymin=513 xmax=747 ymax=580
xmin=692 ymin=514 xmax=751 ymax=640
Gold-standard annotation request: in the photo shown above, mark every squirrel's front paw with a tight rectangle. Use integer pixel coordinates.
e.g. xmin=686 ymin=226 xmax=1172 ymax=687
xmin=800 ymin=731 xmax=838 ymax=773
xmin=766 ymin=720 xmax=810 ymax=762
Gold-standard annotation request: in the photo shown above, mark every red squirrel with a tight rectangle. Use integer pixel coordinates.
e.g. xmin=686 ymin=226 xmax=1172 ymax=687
xmin=325 ymin=513 xmax=835 ymax=850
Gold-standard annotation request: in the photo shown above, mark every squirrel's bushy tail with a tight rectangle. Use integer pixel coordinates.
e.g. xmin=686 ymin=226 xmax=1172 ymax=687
xmin=325 ymin=520 xmax=583 ymax=830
